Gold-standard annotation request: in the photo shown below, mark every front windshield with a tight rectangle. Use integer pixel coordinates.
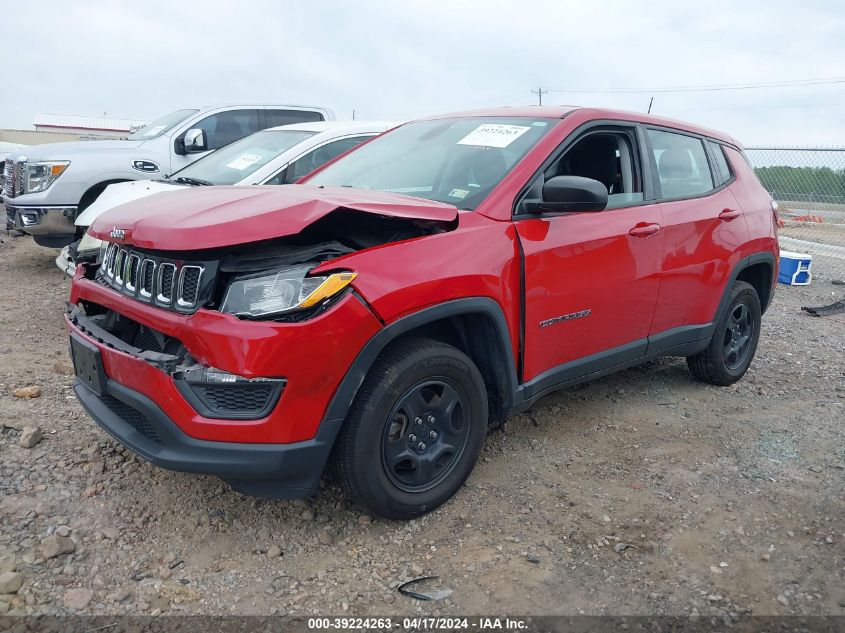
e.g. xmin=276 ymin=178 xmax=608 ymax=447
xmin=306 ymin=117 xmax=555 ymax=209
xmin=171 ymin=129 xmax=317 ymax=185
xmin=128 ymin=109 xmax=199 ymax=140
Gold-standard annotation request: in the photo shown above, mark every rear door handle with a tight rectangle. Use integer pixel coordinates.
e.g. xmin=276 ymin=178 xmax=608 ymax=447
xmin=629 ymin=223 xmax=661 ymax=238
xmin=719 ymin=208 xmax=741 ymax=221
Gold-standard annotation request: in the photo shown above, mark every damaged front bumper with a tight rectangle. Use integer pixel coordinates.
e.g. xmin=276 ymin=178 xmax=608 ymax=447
xmin=67 ymin=273 xmax=382 ymax=496
xmin=72 ymin=366 xmax=342 ymax=498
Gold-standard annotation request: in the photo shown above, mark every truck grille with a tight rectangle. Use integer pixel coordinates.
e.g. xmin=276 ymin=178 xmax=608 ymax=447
xmin=2 ymin=158 xmax=23 ymax=199
xmin=1 ymin=160 xmax=10 ymax=197
xmin=99 ymin=243 xmax=216 ymax=313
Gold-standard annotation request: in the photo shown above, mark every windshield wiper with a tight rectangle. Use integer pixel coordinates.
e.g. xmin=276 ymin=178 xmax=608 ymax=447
xmin=170 ymin=176 xmax=214 ymax=186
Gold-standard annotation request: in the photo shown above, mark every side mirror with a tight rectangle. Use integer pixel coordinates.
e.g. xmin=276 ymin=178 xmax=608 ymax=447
xmin=183 ymin=128 xmax=208 ymax=154
xmin=530 ymin=175 xmax=608 ymax=213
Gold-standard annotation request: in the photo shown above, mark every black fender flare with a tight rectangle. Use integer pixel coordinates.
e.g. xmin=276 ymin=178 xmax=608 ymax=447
xmin=713 ymin=251 xmax=777 ymax=323
xmin=322 ymin=296 xmax=519 ymax=426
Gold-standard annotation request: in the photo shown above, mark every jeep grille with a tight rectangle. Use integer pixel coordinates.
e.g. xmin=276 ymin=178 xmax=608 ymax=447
xmin=98 ymin=243 xmax=216 ymax=313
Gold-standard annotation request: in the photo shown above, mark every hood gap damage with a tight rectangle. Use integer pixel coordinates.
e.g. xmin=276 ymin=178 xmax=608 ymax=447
xmin=87 ymin=185 xmax=459 ymax=251
xmin=219 ymin=208 xmax=458 ymax=274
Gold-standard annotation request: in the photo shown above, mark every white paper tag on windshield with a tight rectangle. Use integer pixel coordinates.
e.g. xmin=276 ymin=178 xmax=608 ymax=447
xmin=225 ymin=153 xmax=264 ymax=170
xmin=457 ymin=124 xmax=531 ymax=148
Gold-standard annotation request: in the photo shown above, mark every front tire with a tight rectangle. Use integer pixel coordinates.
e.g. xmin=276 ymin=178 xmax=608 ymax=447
xmin=332 ymin=337 xmax=488 ymax=520
xmin=687 ymin=280 xmax=761 ymax=386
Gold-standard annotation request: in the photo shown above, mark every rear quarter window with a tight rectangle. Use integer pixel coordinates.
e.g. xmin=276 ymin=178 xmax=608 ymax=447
xmin=266 ymin=109 xmax=325 ymax=127
xmin=708 ymin=140 xmax=733 ymax=186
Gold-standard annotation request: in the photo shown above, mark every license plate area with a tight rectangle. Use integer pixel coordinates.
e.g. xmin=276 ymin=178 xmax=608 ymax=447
xmin=70 ymin=334 xmax=106 ymax=396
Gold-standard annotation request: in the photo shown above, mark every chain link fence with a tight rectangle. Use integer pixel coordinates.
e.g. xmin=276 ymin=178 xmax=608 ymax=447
xmin=745 ymin=147 xmax=845 ymax=283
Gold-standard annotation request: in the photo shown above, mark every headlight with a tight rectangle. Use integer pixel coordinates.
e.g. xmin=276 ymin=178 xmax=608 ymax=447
xmin=98 ymin=240 xmax=109 ymax=264
xmin=220 ymin=266 xmax=357 ymax=317
xmin=78 ymin=231 xmax=103 ymax=255
xmin=26 ymin=161 xmax=70 ymax=193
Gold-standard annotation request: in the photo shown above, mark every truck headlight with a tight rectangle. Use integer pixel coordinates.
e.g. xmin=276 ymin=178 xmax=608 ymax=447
xmin=220 ymin=266 xmax=356 ymax=318
xmin=26 ymin=161 xmax=70 ymax=193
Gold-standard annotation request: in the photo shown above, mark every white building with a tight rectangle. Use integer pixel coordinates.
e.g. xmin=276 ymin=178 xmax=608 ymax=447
xmin=34 ymin=113 xmax=150 ymax=138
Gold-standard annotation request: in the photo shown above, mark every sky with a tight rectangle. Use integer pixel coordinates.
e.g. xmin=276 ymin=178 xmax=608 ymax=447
xmin=4 ymin=0 xmax=844 ymax=146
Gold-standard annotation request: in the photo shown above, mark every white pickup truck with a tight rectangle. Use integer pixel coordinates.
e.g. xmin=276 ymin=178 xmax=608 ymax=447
xmin=3 ymin=105 xmax=333 ymax=247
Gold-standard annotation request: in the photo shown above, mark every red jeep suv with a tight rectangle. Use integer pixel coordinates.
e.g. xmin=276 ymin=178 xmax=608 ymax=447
xmin=67 ymin=107 xmax=778 ymax=519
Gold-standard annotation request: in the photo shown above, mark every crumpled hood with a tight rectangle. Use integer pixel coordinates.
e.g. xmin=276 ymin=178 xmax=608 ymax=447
xmin=6 ymin=139 xmax=145 ymax=162
xmin=75 ymin=179 xmax=184 ymax=227
xmin=89 ymin=185 xmax=459 ymax=250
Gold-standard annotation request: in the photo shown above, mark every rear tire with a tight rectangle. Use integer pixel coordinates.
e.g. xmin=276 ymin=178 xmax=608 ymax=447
xmin=687 ymin=280 xmax=761 ymax=386
xmin=332 ymin=337 xmax=487 ymax=520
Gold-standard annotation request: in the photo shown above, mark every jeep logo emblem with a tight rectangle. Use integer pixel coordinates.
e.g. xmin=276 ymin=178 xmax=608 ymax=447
xmin=110 ymin=227 xmax=126 ymax=240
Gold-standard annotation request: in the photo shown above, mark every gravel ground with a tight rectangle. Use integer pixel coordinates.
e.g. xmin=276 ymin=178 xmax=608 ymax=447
xmin=0 ymin=233 xmax=843 ymax=618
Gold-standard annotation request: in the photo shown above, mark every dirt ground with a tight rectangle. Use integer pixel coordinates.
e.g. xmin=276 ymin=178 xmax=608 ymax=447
xmin=0 ymin=233 xmax=843 ymax=618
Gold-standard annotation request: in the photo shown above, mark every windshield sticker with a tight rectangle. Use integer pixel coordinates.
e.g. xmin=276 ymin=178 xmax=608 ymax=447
xmin=448 ymin=188 xmax=470 ymax=199
xmin=225 ymin=153 xmax=264 ymax=170
xmin=142 ymin=125 xmax=166 ymax=137
xmin=457 ymin=124 xmax=531 ymax=148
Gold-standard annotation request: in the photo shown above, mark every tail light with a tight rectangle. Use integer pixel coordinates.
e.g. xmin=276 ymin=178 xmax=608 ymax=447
xmin=771 ymin=200 xmax=783 ymax=229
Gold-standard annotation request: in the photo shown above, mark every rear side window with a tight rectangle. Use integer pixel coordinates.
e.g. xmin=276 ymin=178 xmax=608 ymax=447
xmin=708 ymin=140 xmax=733 ymax=185
xmin=265 ymin=109 xmax=325 ymax=127
xmin=266 ymin=135 xmax=374 ymax=185
xmin=194 ymin=109 xmax=260 ymax=150
xmin=648 ymin=129 xmax=714 ymax=199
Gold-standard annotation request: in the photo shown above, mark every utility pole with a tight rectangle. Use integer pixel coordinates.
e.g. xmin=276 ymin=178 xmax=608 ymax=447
xmin=530 ymin=86 xmax=548 ymax=106
xmin=352 ymin=109 xmax=356 ymax=120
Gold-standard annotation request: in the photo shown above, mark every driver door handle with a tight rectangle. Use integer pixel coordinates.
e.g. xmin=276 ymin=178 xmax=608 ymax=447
xmin=719 ymin=208 xmax=741 ymax=221
xmin=629 ymin=223 xmax=661 ymax=238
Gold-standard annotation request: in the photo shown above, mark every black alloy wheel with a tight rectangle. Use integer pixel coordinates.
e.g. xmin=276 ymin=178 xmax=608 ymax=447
xmin=332 ymin=337 xmax=487 ymax=520
xmin=687 ymin=280 xmax=762 ymax=386
xmin=381 ymin=378 xmax=471 ymax=493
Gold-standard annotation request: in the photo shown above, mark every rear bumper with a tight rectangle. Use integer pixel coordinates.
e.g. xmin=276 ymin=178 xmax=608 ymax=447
xmin=74 ymin=378 xmax=339 ymax=498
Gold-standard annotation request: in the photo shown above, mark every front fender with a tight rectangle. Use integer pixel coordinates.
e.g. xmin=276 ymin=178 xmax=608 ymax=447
xmin=321 ymin=296 xmax=519 ymax=425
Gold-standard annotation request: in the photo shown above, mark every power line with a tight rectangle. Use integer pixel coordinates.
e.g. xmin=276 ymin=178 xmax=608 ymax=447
xmin=546 ymin=76 xmax=845 ymax=94
xmin=458 ymin=89 xmax=536 ymax=111
xmin=670 ymin=101 xmax=845 ymax=113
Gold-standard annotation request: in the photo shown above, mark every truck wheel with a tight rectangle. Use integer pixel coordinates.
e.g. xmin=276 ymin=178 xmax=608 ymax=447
xmin=687 ymin=281 xmax=761 ymax=386
xmin=332 ymin=337 xmax=488 ymax=520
